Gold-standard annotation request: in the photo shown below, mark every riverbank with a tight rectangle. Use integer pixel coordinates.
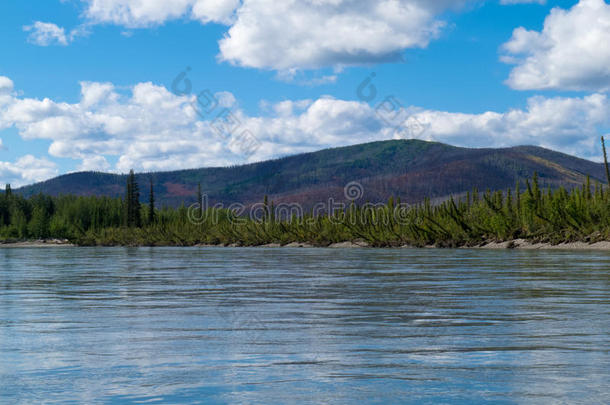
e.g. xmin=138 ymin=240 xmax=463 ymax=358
xmin=476 ymin=239 xmax=610 ymax=250
xmin=194 ymin=238 xmax=610 ymax=250
xmin=2 ymin=239 xmax=610 ymax=250
xmin=0 ymin=239 xmax=75 ymax=248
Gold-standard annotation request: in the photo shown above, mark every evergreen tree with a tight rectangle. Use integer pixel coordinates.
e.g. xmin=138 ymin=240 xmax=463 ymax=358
xmin=125 ymin=170 xmax=141 ymax=228
xmin=10 ymin=205 xmax=28 ymax=238
xmin=133 ymin=176 xmax=141 ymax=228
xmin=29 ymin=206 xmax=50 ymax=239
xmin=263 ymin=195 xmax=269 ymax=222
xmin=125 ymin=174 xmax=132 ymax=227
xmin=148 ymin=178 xmax=156 ymax=225
xmin=0 ymin=184 xmax=9 ymax=227
xmin=603 ymin=136 xmax=610 ymax=187
xmin=197 ymin=182 xmax=203 ymax=219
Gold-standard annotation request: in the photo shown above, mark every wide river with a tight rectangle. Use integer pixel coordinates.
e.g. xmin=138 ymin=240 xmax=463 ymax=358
xmin=0 ymin=247 xmax=608 ymax=404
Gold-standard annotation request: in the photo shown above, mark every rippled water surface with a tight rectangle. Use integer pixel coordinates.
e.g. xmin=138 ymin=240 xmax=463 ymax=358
xmin=1 ymin=247 xmax=609 ymax=404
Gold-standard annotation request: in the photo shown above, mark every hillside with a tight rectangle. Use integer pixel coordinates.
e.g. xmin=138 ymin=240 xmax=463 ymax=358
xmin=14 ymin=140 xmax=607 ymax=208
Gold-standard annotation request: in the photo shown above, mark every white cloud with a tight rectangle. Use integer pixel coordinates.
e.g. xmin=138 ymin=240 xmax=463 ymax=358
xmin=0 ymin=77 xmax=13 ymax=94
xmin=218 ymin=0 xmax=472 ymax=70
xmin=23 ymin=1 xmax=239 ymax=47
xmin=0 ymin=79 xmax=236 ymax=173
xmin=26 ymin=0 xmax=556 ymax=70
xmin=0 ymin=155 xmax=58 ymax=187
xmin=77 ymin=155 xmax=111 ymax=171
xmin=240 ymin=93 xmax=610 ymax=162
xmin=23 ymin=21 xmax=89 ymax=46
xmin=1 ymin=76 xmax=609 ymax=181
xmin=24 ymin=22 xmax=69 ymax=46
xmin=41 ymin=0 xmax=476 ymax=71
xmin=191 ymin=0 xmax=241 ymax=24
xmin=83 ymin=0 xmax=240 ymax=27
xmin=413 ymin=93 xmax=610 ymax=158
xmin=0 ymin=77 xmax=15 ymax=130
xmin=502 ymin=0 xmax=610 ymax=91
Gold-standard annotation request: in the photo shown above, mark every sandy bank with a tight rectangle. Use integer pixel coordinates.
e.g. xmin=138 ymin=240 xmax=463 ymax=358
xmin=0 ymin=239 xmax=75 ymax=248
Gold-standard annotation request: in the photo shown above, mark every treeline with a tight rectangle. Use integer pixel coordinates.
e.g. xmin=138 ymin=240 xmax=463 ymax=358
xmin=73 ymin=173 xmax=610 ymax=247
xmin=0 ymin=170 xmax=144 ymax=240
xmin=2 ymin=141 xmax=610 ymax=247
xmin=2 ymin=173 xmax=610 ymax=247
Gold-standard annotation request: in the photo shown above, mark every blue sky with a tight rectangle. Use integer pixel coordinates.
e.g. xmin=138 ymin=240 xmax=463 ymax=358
xmin=1 ymin=0 xmax=609 ymax=186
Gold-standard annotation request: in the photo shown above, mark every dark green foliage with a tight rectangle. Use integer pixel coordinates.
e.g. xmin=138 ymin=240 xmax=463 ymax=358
xmin=0 ymin=189 xmax=124 ymax=240
xmin=602 ymin=136 xmax=610 ymax=186
xmin=125 ymin=170 xmax=141 ymax=228
xmin=2 ymin=172 xmax=610 ymax=247
xmin=197 ymin=182 xmax=203 ymax=219
xmin=0 ymin=188 xmax=9 ymax=227
xmin=3 ymin=139 xmax=610 ymax=246
xmin=148 ymin=178 xmax=156 ymax=225
xmin=27 ymin=194 xmax=53 ymax=238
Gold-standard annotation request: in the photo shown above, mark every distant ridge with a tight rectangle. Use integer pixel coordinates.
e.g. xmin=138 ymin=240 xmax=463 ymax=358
xmin=15 ymin=140 xmax=606 ymax=208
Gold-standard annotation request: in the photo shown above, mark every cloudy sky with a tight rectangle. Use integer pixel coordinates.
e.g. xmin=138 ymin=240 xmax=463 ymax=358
xmin=1 ymin=0 xmax=609 ymax=186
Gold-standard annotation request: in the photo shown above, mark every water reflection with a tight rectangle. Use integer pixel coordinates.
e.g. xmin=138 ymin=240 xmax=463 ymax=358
xmin=0 ymin=247 xmax=609 ymax=403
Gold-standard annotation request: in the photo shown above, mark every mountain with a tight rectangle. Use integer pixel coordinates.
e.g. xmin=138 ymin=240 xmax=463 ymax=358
xmin=14 ymin=140 xmax=607 ymax=208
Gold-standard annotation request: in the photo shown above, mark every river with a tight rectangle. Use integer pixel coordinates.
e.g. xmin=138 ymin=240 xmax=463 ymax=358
xmin=1 ymin=247 xmax=608 ymax=403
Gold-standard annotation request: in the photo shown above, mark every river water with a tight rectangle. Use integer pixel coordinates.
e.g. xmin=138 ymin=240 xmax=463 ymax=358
xmin=0 ymin=247 xmax=608 ymax=404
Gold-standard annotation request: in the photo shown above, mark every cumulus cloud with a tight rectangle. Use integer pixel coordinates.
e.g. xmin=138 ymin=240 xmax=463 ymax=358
xmin=244 ymin=93 xmax=610 ymax=161
xmin=23 ymin=1 xmax=239 ymax=48
xmin=0 ymin=77 xmax=15 ymax=130
xmin=41 ymin=0 xmax=476 ymax=71
xmin=218 ymin=0 xmax=470 ymax=70
xmin=0 ymin=155 xmax=58 ymax=187
xmin=502 ymin=0 xmax=610 ymax=91
xmin=83 ymin=0 xmax=240 ymax=27
xmin=0 ymin=77 xmax=13 ymax=94
xmin=1 ymin=76 xmax=609 ymax=180
xmin=26 ymin=1 xmax=557 ymax=69
xmin=413 ymin=93 xmax=610 ymax=158
xmin=0 ymin=78 xmax=241 ymax=173
xmin=191 ymin=0 xmax=241 ymax=24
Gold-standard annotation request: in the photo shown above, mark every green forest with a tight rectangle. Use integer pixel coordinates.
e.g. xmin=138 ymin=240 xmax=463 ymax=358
xmin=3 ymin=141 xmax=610 ymax=248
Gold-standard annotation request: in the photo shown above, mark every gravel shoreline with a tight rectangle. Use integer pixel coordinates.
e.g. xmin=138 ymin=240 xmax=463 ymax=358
xmin=0 ymin=239 xmax=75 ymax=248
xmin=2 ymin=239 xmax=610 ymax=250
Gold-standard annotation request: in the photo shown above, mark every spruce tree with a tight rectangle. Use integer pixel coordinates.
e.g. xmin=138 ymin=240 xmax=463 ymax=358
xmin=0 ymin=184 xmax=11 ymax=226
xmin=602 ymin=136 xmax=610 ymax=187
xmin=125 ymin=170 xmax=141 ymax=228
xmin=125 ymin=174 xmax=132 ymax=227
xmin=148 ymin=178 xmax=155 ymax=225
xmin=132 ymin=172 xmax=141 ymax=228
xmin=29 ymin=206 xmax=50 ymax=239
xmin=515 ymin=181 xmax=521 ymax=218
xmin=197 ymin=182 xmax=203 ymax=219
xmin=263 ymin=195 xmax=269 ymax=222
xmin=0 ymin=190 xmax=7 ymax=227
